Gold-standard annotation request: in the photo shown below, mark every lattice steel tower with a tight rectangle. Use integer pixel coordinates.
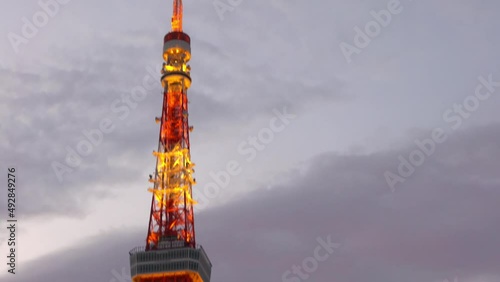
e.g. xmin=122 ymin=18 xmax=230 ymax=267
xmin=129 ymin=1 xmax=212 ymax=281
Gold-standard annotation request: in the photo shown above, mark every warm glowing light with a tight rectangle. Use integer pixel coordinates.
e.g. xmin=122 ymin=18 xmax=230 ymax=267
xmin=148 ymin=144 xmax=196 ymax=246
xmin=144 ymin=0 xmax=196 ymax=251
xmin=133 ymin=271 xmax=204 ymax=282
xmin=171 ymin=0 xmax=183 ymax=31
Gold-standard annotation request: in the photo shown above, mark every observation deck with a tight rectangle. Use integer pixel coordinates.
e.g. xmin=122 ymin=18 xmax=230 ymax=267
xmin=129 ymin=239 xmax=212 ymax=282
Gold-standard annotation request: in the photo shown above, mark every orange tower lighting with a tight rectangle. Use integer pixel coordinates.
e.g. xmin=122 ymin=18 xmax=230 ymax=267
xmin=129 ymin=1 xmax=212 ymax=281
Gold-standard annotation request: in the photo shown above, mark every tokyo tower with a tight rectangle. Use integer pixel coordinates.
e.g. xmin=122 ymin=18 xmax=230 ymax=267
xmin=129 ymin=1 xmax=212 ymax=281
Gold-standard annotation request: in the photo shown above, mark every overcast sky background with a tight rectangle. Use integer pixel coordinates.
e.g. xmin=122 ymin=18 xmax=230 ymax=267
xmin=0 ymin=0 xmax=500 ymax=281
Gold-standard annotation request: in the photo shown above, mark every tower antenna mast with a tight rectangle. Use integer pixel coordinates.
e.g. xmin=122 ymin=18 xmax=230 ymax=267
xmin=171 ymin=0 xmax=183 ymax=31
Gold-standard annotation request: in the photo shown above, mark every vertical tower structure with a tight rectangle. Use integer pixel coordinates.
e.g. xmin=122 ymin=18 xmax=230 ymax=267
xmin=129 ymin=1 xmax=212 ymax=281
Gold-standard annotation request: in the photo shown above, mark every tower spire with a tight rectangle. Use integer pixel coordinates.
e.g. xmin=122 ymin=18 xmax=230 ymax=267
xmin=171 ymin=0 xmax=183 ymax=31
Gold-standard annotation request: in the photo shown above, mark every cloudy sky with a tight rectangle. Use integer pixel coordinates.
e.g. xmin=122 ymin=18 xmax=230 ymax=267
xmin=1 ymin=0 xmax=500 ymax=281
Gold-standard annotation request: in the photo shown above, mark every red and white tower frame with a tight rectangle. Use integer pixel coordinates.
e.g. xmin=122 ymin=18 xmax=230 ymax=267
xmin=129 ymin=1 xmax=212 ymax=281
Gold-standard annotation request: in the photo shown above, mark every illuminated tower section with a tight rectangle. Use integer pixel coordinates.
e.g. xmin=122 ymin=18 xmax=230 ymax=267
xmin=129 ymin=1 xmax=212 ymax=281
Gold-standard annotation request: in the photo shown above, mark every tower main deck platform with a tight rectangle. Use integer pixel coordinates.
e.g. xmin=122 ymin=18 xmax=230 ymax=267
xmin=130 ymin=239 xmax=211 ymax=282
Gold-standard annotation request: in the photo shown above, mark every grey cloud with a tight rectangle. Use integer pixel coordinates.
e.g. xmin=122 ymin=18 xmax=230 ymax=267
xmin=10 ymin=123 xmax=500 ymax=282
xmin=2 ymin=0 xmax=500 ymax=281
xmin=0 ymin=0 xmax=347 ymax=219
